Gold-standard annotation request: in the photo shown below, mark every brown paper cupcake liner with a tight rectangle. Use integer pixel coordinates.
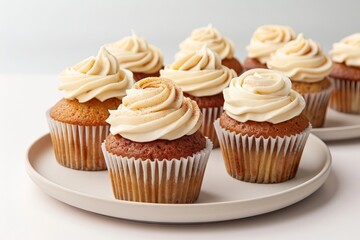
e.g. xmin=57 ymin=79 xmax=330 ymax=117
xmin=214 ymin=119 xmax=311 ymax=183
xmin=101 ymin=138 xmax=213 ymax=203
xmin=301 ymin=86 xmax=333 ymax=128
xmin=46 ymin=111 xmax=109 ymax=171
xmin=200 ymin=106 xmax=223 ymax=148
xmin=329 ymin=78 xmax=360 ymax=114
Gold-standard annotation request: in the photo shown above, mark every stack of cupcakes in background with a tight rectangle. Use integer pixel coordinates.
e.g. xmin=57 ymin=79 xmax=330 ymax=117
xmin=215 ymin=69 xmax=311 ymax=183
xmin=176 ymin=24 xmax=243 ymax=75
xmin=267 ymin=34 xmax=333 ymax=128
xmin=244 ymin=25 xmax=296 ymax=70
xmin=329 ymin=33 xmax=360 ymax=113
xmin=161 ymin=46 xmax=236 ymax=147
xmin=105 ymin=32 xmax=163 ymax=82
xmin=47 ymin=47 xmax=134 ymax=170
xmin=102 ymin=77 xmax=213 ymax=203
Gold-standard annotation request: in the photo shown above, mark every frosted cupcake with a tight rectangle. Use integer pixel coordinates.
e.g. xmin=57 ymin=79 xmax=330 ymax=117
xmin=105 ymin=32 xmax=163 ymax=81
xmin=244 ymin=25 xmax=296 ymax=70
xmin=161 ymin=46 xmax=236 ymax=147
xmin=267 ymin=34 xmax=333 ymax=127
xmin=329 ymin=33 xmax=360 ymax=113
xmin=102 ymin=77 xmax=213 ymax=203
xmin=214 ymin=69 xmax=311 ymax=183
xmin=48 ymin=47 xmax=134 ymax=170
xmin=177 ymin=24 xmax=243 ymax=75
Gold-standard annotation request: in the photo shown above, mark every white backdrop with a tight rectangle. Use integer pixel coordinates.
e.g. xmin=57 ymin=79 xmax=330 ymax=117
xmin=2 ymin=1 xmax=360 ymax=239
xmin=1 ymin=0 xmax=359 ymax=74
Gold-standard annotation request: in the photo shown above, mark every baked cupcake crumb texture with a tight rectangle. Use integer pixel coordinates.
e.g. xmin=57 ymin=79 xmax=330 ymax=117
xmin=105 ymin=131 xmax=206 ymax=160
xmin=243 ymin=57 xmax=267 ymax=70
xmin=220 ymin=112 xmax=309 ymax=138
xmin=50 ymin=98 xmax=121 ymax=126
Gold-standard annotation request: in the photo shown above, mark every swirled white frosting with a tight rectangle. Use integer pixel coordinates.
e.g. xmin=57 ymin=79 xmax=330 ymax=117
xmin=223 ymin=68 xmax=305 ymax=124
xmin=177 ymin=24 xmax=235 ymax=60
xmin=161 ymin=47 xmax=236 ymax=97
xmin=106 ymin=77 xmax=203 ymax=142
xmin=330 ymin=33 xmax=360 ymax=67
xmin=59 ymin=47 xmax=134 ymax=103
xmin=267 ymin=34 xmax=333 ymax=83
xmin=105 ymin=32 xmax=163 ymax=74
xmin=246 ymin=25 xmax=296 ymax=64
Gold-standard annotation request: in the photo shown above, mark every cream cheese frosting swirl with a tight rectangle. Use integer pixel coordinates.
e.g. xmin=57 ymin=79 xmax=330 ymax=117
xmin=246 ymin=25 xmax=296 ymax=64
xmin=330 ymin=33 xmax=360 ymax=67
xmin=267 ymin=34 xmax=332 ymax=82
xmin=105 ymin=32 xmax=163 ymax=74
xmin=161 ymin=47 xmax=236 ymax=97
xmin=177 ymin=24 xmax=235 ymax=60
xmin=223 ymin=69 xmax=305 ymax=124
xmin=59 ymin=47 xmax=134 ymax=103
xmin=106 ymin=77 xmax=202 ymax=142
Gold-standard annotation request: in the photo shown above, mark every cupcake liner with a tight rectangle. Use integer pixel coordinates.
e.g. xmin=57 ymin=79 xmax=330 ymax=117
xmin=102 ymin=138 xmax=213 ymax=203
xmin=214 ymin=119 xmax=311 ymax=183
xmin=46 ymin=110 xmax=109 ymax=171
xmin=329 ymin=78 xmax=360 ymax=114
xmin=200 ymin=106 xmax=223 ymax=148
xmin=301 ymin=85 xmax=333 ymax=128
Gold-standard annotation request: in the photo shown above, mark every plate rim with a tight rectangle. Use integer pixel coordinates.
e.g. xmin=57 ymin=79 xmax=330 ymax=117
xmin=311 ymin=108 xmax=360 ymax=140
xmin=25 ymin=133 xmax=332 ymax=222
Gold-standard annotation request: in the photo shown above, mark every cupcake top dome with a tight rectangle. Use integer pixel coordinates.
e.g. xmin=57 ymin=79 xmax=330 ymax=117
xmin=223 ymin=68 xmax=305 ymax=124
xmin=246 ymin=25 xmax=296 ymax=64
xmin=106 ymin=77 xmax=202 ymax=142
xmin=177 ymin=24 xmax=235 ymax=60
xmin=330 ymin=33 xmax=360 ymax=67
xmin=267 ymin=34 xmax=333 ymax=83
xmin=160 ymin=46 xmax=236 ymax=97
xmin=105 ymin=31 xmax=163 ymax=74
xmin=58 ymin=47 xmax=134 ymax=103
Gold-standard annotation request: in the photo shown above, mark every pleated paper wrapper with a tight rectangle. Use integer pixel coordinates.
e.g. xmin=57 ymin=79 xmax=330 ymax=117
xmin=200 ymin=106 xmax=223 ymax=148
xmin=329 ymin=78 xmax=360 ymax=114
xmin=102 ymin=138 xmax=213 ymax=203
xmin=214 ymin=119 xmax=311 ymax=184
xmin=300 ymin=85 xmax=333 ymax=128
xmin=47 ymin=111 xmax=109 ymax=171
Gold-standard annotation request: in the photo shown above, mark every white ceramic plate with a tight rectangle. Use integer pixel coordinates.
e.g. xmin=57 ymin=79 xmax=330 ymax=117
xmin=26 ymin=133 xmax=331 ymax=223
xmin=311 ymin=108 xmax=360 ymax=141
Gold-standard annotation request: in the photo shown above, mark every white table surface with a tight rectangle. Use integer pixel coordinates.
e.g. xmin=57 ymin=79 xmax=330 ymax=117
xmin=1 ymin=75 xmax=360 ymax=240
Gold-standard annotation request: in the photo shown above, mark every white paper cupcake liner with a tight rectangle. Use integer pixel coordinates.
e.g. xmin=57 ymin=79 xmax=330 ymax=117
xmin=46 ymin=110 xmax=109 ymax=171
xmin=301 ymin=85 xmax=333 ymax=128
xmin=214 ymin=119 xmax=311 ymax=183
xmin=101 ymin=138 xmax=213 ymax=203
xmin=200 ymin=106 xmax=223 ymax=148
xmin=330 ymin=78 xmax=360 ymax=114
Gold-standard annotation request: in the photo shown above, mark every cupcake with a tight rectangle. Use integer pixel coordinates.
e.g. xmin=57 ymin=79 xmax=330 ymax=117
xmin=176 ymin=24 xmax=243 ymax=75
xmin=215 ymin=69 xmax=311 ymax=183
xmin=329 ymin=33 xmax=360 ymax=113
xmin=105 ymin=32 xmax=163 ymax=81
xmin=48 ymin=47 xmax=134 ymax=171
xmin=267 ymin=34 xmax=333 ymax=127
xmin=161 ymin=46 xmax=236 ymax=148
xmin=244 ymin=25 xmax=296 ymax=70
xmin=102 ymin=77 xmax=213 ymax=203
